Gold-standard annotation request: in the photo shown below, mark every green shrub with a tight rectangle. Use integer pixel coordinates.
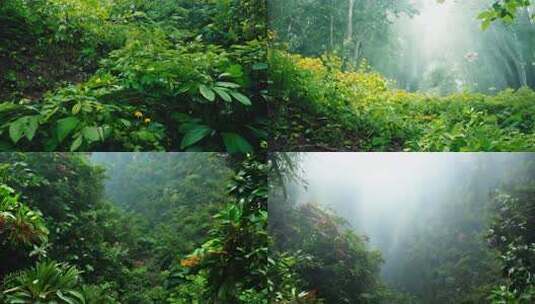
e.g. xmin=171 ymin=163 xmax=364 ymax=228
xmin=0 ymin=0 xmax=266 ymax=152
xmin=3 ymin=261 xmax=85 ymax=304
xmin=270 ymin=50 xmax=535 ymax=152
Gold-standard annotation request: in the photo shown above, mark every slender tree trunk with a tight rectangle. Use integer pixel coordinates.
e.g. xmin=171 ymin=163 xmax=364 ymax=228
xmin=343 ymin=0 xmax=355 ymax=68
xmin=346 ymin=0 xmax=355 ymax=41
xmin=329 ymin=0 xmax=335 ymax=50
xmin=353 ymin=40 xmax=362 ymax=65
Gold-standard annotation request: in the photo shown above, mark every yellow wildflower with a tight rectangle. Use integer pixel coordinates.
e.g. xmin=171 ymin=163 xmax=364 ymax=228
xmin=296 ymin=57 xmax=326 ymax=75
xmin=134 ymin=111 xmax=143 ymax=118
xmin=144 ymin=118 xmax=151 ymax=124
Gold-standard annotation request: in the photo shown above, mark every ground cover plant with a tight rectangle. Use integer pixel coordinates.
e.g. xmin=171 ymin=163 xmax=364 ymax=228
xmin=0 ymin=0 xmax=267 ymax=152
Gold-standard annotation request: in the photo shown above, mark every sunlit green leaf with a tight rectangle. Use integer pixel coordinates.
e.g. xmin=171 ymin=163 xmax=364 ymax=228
xmin=230 ymin=92 xmax=252 ymax=106
xmin=70 ymin=136 xmax=83 ymax=151
xmin=199 ymin=85 xmax=215 ymax=102
xmin=213 ymin=87 xmax=232 ymax=102
xmin=56 ymin=117 xmax=80 ymax=143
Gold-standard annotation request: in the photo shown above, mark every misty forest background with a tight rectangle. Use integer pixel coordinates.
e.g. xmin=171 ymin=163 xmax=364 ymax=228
xmin=270 ymin=0 xmax=535 ymax=152
xmin=0 ymin=153 xmax=268 ymax=303
xmin=0 ymin=0 xmax=267 ymax=152
xmin=269 ymin=153 xmax=535 ymax=304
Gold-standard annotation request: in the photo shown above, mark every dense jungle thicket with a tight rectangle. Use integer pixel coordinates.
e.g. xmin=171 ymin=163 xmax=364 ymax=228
xmin=0 ymin=0 xmax=267 ymax=152
xmin=0 ymin=152 xmax=268 ymax=303
xmin=269 ymin=0 xmax=535 ymax=152
xmin=268 ymin=153 xmax=535 ymax=304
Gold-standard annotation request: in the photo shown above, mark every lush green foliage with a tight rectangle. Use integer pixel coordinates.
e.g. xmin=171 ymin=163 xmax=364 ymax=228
xmin=166 ymin=155 xmax=269 ymax=303
xmin=271 ymin=0 xmax=535 ymax=93
xmin=0 ymin=152 xmax=267 ymax=303
xmin=0 ymin=0 xmax=267 ymax=152
xmin=269 ymin=0 xmax=415 ymax=67
xmin=487 ymin=161 xmax=535 ymax=303
xmin=270 ymin=51 xmax=535 ymax=151
xmin=478 ymin=0 xmax=533 ymax=29
xmin=269 ymin=199 xmax=413 ymax=303
xmin=269 ymin=0 xmax=535 ymax=151
xmin=3 ymin=261 xmax=85 ymax=304
xmin=268 ymin=156 xmax=416 ymax=304
xmin=0 ymin=183 xmax=48 ymax=248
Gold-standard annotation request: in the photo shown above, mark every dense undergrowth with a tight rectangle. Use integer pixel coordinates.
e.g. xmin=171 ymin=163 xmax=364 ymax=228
xmin=270 ymin=51 xmax=535 ymax=152
xmin=269 ymin=201 xmax=416 ymax=304
xmin=0 ymin=0 xmax=267 ymax=152
xmin=268 ymin=155 xmax=417 ymax=303
xmin=0 ymin=153 xmax=268 ymax=303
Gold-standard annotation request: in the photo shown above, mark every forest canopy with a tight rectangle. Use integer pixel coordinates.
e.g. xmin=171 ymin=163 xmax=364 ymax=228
xmin=0 ymin=152 xmax=268 ymax=303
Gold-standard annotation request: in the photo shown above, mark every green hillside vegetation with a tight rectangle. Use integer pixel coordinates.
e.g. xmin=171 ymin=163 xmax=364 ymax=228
xmin=0 ymin=0 xmax=267 ymax=152
xmin=0 ymin=153 xmax=268 ymax=303
xmin=270 ymin=51 xmax=535 ymax=151
xmin=269 ymin=0 xmax=535 ymax=152
xmin=268 ymin=154 xmax=535 ymax=303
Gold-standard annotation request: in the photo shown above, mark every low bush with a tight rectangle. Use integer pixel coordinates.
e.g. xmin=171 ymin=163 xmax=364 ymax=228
xmin=270 ymin=50 xmax=535 ymax=152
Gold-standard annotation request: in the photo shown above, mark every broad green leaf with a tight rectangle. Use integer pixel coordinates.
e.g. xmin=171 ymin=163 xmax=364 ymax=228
xmin=82 ymin=127 xmax=101 ymax=143
xmin=136 ymin=130 xmax=156 ymax=141
xmin=222 ymin=132 xmax=253 ymax=153
xmin=215 ymin=81 xmax=241 ymax=89
xmin=213 ymin=87 xmax=232 ymax=102
xmin=66 ymin=290 xmax=86 ymax=304
xmin=56 ymin=117 xmax=80 ymax=142
xmin=25 ymin=116 xmax=39 ymax=141
xmin=218 ymin=72 xmax=232 ymax=79
xmin=481 ymin=19 xmax=492 ymax=30
xmin=199 ymin=84 xmax=215 ymax=102
xmin=9 ymin=119 xmax=25 ymax=144
xmin=180 ymin=125 xmax=213 ymax=149
xmin=70 ymin=136 xmax=83 ymax=151
xmin=477 ymin=11 xmax=492 ymax=20
xmin=101 ymin=125 xmax=112 ymax=139
xmin=230 ymin=92 xmax=252 ymax=106
xmin=9 ymin=116 xmax=39 ymax=143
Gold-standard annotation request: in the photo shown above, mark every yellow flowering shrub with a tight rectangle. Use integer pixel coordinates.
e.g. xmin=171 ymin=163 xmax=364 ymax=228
xmin=295 ymin=57 xmax=328 ymax=77
xmin=335 ymin=70 xmax=389 ymax=104
xmin=271 ymin=49 xmax=535 ymax=152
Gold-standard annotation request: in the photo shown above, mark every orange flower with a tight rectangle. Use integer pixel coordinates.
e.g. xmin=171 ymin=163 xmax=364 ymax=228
xmin=180 ymin=255 xmax=201 ymax=268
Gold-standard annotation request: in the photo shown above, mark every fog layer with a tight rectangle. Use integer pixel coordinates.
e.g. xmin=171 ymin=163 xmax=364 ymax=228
xmin=285 ymin=153 xmax=530 ymax=289
xmin=391 ymin=0 xmax=535 ymax=93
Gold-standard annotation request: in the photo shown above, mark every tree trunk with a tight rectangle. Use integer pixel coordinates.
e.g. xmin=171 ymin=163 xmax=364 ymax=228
xmin=346 ymin=0 xmax=355 ymax=41
xmin=330 ymin=0 xmax=335 ymax=50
